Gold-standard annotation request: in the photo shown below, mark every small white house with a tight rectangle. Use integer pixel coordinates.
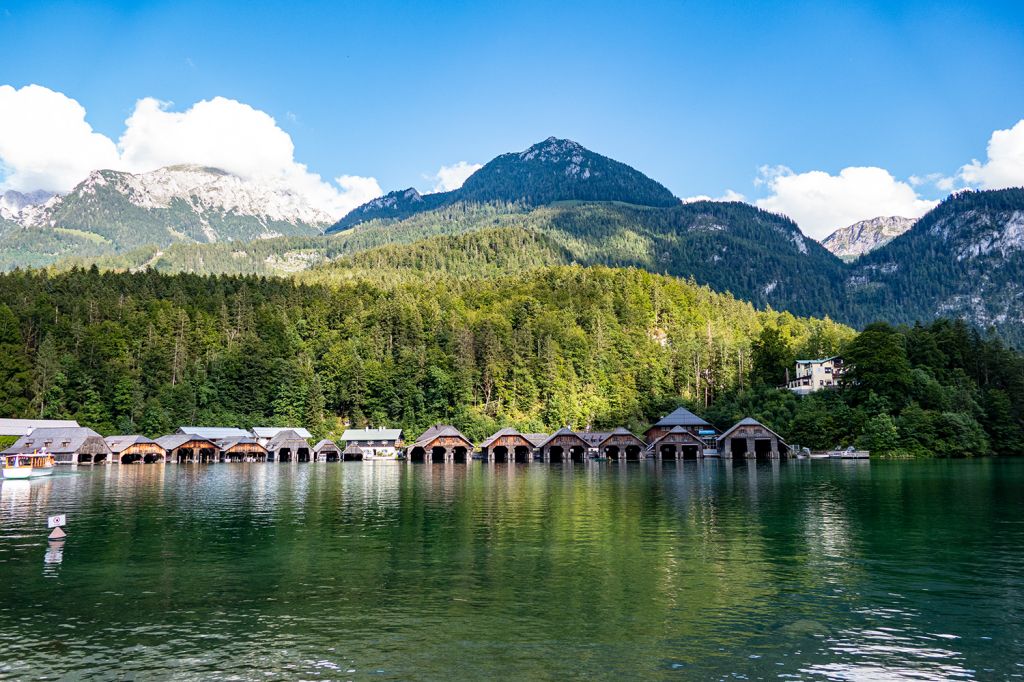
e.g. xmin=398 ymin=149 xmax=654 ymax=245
xmin=340 ymin=428 xmax=403 ymax=459
xmin=786 ymin=356 xmax=843 ymax=395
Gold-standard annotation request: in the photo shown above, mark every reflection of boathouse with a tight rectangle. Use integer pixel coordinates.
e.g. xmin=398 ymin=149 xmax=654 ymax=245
xmin=407 ymin=425 xmax=474 ymax=463
xmin=717 ymin=418 xmax=788 ymax=458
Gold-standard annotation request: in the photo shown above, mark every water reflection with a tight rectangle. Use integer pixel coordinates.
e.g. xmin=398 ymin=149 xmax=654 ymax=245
xmin=0 ymin=460 xmax=1021 ymax=679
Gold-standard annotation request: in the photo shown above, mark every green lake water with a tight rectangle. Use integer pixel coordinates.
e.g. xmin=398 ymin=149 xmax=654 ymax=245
xmin=1 ymin=459 xmax=1022 ymax=680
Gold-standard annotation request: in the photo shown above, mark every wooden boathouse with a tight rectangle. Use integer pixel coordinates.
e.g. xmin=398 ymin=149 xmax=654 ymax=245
xmin=538 ymin=428 xmax=591 ymax=463
xmin=265 ymin=429 xmax=312 ymax=462
xmin=650 ymin=426 xmax=705 ymax=460
xmin=2 ymin=427 xmax=112 ymax=465
xmin=479 ymin=428 xmax=537 ymax=463
xmin=313 ymin=439 xmax=341 ymax=462
xmin=407 ymin=425 xmax=474 ymax=463
xmin=644 ymin=407 xmax=714 ymax=444
xmin=342 ymin=444 xmax=364 ymax=461
xmin=219 ymin=437 xmax=269 ymax=462
xmin=597 ymin=428 xmax=646 ymax=460
xmin=156 ymin=434 xmax=220 ymax=464
xmin=717 ymin=418 xmax=788 ymax=458
xmin=105 ymin=435 xmax=167 ymax=464
xmin=253 ymin=426 xmax=313 ymax=448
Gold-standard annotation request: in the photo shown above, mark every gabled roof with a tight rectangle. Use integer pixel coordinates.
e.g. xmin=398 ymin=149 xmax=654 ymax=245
xmin=265 ymin=429 xmax=311 ymax=451
xmin=0 ymin=418 xmax=80 ymax=436
xmin=410 ymin=424 xmax=472 ymax=448
xmin=538 ymin=427 xmax=591 ymax=449
xmin=342 ymin=428 xmax=403 ymax=442
xmin=104 ymin=435 xmax=161 ymax=453
xmin=218 ymin=436 xmax=267 ymax=452
xmin=252 ymin=426 xmax=313 ymax=439
xmin=649 ymin=425 xmax=702 ymax=448
xmin=155 ymin=433 xmax=218 ymax=450
xmin=649 ymin=407 xmax=711 ymax=429
xmin=3 ymin=427 xmax=109 ymax=455
xmin=796 ymin=356 xmax=840 ymax=365
xmin=479 ymin=427 xmax=535 ymax=449
xmin=313 ymin=439 xmax=340 ymax=453
xmin=716 ymin=417 xmax=787 ymax=445
xmin=177 ymin=426 xmax=252 ymax=439
xmin=343 ymin=444 xmax=364 ymax=455
xmin=597 ymin=427 xmax=645 ymax=447
xmin=523 ymin=433 xmax=549 ymax=447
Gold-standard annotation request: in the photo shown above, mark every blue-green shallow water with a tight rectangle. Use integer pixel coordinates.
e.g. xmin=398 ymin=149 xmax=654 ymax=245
xmin=1 ymin=459 xmax=1023 ymax=680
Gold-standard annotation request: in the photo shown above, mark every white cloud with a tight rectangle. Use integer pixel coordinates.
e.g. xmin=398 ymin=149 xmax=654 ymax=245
xmin=754 ymin=165 xmax=937 ymax=239
xmin=0 ymin=85 xmax=380 ymax=218
xmin=428 ymin=161 xmax=482 ymax=193
xmin=682 ymin=189 xmax=746 ymax=204
xmin=959 ymin=119 xmax=1024 ymax=190
xmin=0 ymin=84 xmax=120 ymax=192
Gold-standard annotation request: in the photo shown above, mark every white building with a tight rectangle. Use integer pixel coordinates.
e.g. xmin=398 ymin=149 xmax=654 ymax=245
xmin=252 ymin=426 xmax=313 ymax=447
xmin=786 ymin=356 xmax=843 ymax=395
xmin=340 ymin=428 xmax=403 ymax=459
xmin=0 ymin=418 xmax=80 ymax=437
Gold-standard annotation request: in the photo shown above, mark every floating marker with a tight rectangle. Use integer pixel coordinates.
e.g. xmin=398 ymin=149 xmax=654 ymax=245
xmin=47 ymin=513 xmax=66 ymax=540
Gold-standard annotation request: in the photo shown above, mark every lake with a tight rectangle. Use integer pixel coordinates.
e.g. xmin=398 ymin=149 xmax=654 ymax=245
xmin=1 ymin=459 xmax=1022 ymax=680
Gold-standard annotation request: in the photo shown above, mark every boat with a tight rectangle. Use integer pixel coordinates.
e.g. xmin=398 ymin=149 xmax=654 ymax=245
xmin=3 ymin=454 xmax=34 ymax=479
xmin=828 ymin=446 xmax=870 ymax=459
xmin=2 ymin=451 xmax=56 ymax=479
xmin=31 ymin=450 xmax=55 ymax=476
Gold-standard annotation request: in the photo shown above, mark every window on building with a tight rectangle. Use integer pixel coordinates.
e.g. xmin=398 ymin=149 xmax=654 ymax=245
xmin=825 ymin=367 xmax=832 ymax=374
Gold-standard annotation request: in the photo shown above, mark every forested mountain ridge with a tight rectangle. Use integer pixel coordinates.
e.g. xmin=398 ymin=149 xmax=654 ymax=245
xmin=327 ymin=137 xmax=679 ymax=231
xmin=845 ymin=188 xmax=1024 ymax=339
xmin=0 ymin=264 xmax=851 ymax=440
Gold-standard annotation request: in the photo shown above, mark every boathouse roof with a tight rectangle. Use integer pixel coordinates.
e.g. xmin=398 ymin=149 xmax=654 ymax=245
xmin=577 ymin=431 xmax=612 ymax=446
xmin=265 ymin=429 xmax=311 ymax=452
xmin=104 ymin=435 xmax=160 ymax=454
xmin=342 ymin=428 xmax=403 ymax=442
xmin=538 ymin=428 xmax=591 ymax=449
xmin=479 ymin=427 xmax=533 ymax=449
xmin=252 ymin=426 xmax=313 ymax=439
xmin=0 ymin=418 xmax=80 ymax=437
xmin=409 ymin=424 xmax=472 ymax=449
xmin=716 ymin=417 xmax=787 ymax=445
xmin=313 ymin=439 xmax=340 ymax=453
xmin=177 ymin=426 xmax=252 ymax=439
xmin=650 ymin=407 xmax=711 ymax=428
xmin=155 ymin=434 xmax=218 ymax=450
xmin=523 ymin=433 xmax=549 ymax=447
xmin=597 ymin=427 xmax=645 ymax=447
xmin=3 ymin=427 xmax=110 ymax=456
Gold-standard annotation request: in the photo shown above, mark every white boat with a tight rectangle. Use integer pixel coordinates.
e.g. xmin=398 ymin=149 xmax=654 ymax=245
xmin=2 ymin=451 xmax=56 ymax=479
xmin=828 ymin=446 xmax=870 ymax=459
xmin=3 ymin=454 xmax=34 ymax=479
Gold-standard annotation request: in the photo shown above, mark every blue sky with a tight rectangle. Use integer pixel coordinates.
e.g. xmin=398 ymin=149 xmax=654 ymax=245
xmin=1 ymin=0 xmax=1023 ymax=236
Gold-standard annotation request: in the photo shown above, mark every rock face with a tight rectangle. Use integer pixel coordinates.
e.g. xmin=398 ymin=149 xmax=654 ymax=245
xmin=821 ymin=216 xmax=914 ymax=260
xmin=0 ymin=166 xmax=331 ymax=268
xmin=328 ymin=136 xmax=679 ymax=232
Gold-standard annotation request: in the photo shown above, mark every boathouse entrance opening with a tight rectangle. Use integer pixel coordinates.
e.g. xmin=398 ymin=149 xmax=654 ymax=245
xmin=682 ymin=445 xmax=699 ymax=460
xmin=278 ymin=448 xmax=293 ymax=463
xmin=514 ymin=445 xmax=531 ymax=463
xmin=754 ymin=439 xmax=773 ymax=458
xmin=549 ymin=446 xmax=564 ymax=462
xmin=410 ymin=447 xmax=426 ymax=463
xmin=625 ymin=444 xmax=642 ymax=461
xmin=431 ymin=446 xmax=446 ymax=463
xmin=492 ymin=445 xmax=508 ymax=463
xmin=297 ymin=448 xmax=310 ymax=463
xmin=660 ymin=444 xmax=678 ymax=460
xmin=730 ymin=438 xmax=748 ymax=458
xmin=120 ymin=453 xmax=141 ymax=465
xmin=78 ymin=453 xmax=93 ymax=464
xmin=605 ymin=445 xmax=620 ymax=460
xmin=452 ymin=446 xmax=468 ymax=463
xmin=143 ymin=452 xmax=162 ymax=464
xmin=569 ymin=445 xmax=586 ymax=463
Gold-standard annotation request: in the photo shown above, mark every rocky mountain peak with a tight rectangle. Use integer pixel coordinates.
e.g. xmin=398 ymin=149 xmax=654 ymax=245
xmin=822 ymin=216 xmax=914 ymax=260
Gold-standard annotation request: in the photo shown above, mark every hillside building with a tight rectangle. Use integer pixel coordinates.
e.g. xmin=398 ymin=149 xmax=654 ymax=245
xmin=786 ymin=356 xmax=844 ymax=395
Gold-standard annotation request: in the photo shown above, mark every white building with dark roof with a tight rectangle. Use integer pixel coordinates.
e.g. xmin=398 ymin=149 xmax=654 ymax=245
xmin=340 ymin=428 xmax=403 ymax=459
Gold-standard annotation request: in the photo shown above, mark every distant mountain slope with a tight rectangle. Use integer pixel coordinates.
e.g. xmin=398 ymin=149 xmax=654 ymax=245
xmin=0 ymin=165 xmax=330 ymax=269
xmin=846 ymin=188 xmax=1024 ymax=340
xmin=328 ymin=137 xmax=678 ymax=231
xmin=822 ymin=216 xmax=914 ymax=260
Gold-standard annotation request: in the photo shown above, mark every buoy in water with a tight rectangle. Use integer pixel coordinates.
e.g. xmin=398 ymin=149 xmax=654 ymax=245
xmin=48 ymin=526 xmax=66 ymax=541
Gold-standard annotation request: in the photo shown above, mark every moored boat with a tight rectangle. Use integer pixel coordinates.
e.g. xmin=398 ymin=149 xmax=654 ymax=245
xmin=31 ymin=451 xmax=56 ymax=476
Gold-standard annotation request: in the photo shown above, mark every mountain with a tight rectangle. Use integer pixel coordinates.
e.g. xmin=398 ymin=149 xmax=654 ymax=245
xmin=821 ymin=216 xmax=914 ymax=260
xmin=328 ymin=137 xmax=679 ymax=231
xmin=0 ymin=189 xmax=55 ymax=222
xmin=846 ymin=188 xmax=1024 ymax=340
xmin=0 ymin=165 xmax=331 ymax=269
